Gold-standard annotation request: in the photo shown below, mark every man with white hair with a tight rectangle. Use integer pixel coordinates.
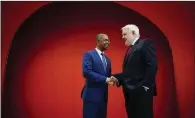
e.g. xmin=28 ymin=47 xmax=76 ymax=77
xmin=112 ymin=24 xmax=158 ymax=118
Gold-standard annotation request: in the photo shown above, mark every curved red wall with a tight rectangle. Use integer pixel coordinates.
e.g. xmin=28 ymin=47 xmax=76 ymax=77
xmin=1 ymin=2 xmax=194 ymax=118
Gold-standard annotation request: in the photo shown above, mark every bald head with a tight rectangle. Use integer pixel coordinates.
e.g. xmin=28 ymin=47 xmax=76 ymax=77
xmin=96 ymin=33 xmax=107 ymax=41
xmin=96 ymin=33 xmax=110 ymax=51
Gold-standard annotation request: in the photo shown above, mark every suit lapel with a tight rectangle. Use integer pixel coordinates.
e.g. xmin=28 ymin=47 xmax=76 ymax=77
xmin=123 ymin=46 xmax=136 ymax=67
xmin=93 ymin=50 xmax=105 ymax=73
xmin=123 ymin=40 xmax=140 ymax=68
xmin=105 ymin=56 xmax=110 ymax=73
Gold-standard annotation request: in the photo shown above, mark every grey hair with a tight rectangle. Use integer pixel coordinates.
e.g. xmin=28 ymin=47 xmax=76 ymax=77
xmin=121 ymin=24 xmax=140 ymax=38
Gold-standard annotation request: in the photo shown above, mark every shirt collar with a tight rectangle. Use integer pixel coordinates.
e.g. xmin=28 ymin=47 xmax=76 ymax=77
xmin=132 ymin=37 xmax=139 ymax=45
xmin=95 ymin=48 xmax=104 ymax=55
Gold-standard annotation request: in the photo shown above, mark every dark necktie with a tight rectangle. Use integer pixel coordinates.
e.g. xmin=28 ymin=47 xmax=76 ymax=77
xmin=125 ymin=45 xmax=133 ymax=58
xmin=101 ymin=53 xmax=107 ymax=72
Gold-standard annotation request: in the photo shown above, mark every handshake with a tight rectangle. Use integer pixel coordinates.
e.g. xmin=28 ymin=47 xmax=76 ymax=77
xmin=106 ymin=76 xmax=118 ymax=86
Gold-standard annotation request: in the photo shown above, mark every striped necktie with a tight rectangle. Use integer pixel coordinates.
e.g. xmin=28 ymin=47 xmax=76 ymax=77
xmin=101 ymin=53 xmax=107 ymax=72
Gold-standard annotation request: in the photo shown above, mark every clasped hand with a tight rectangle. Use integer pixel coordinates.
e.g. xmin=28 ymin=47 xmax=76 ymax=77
xmin=106 ymin=76 xmax=118 ymax=86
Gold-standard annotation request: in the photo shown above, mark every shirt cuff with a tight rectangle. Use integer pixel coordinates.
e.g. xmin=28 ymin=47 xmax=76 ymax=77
xmin=106 ymin=77 xmax=109 ymax=83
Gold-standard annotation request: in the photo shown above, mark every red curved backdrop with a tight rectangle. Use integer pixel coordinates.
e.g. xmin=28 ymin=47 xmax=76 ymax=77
xmin=1 ymin=2 xmax=194 ymax=118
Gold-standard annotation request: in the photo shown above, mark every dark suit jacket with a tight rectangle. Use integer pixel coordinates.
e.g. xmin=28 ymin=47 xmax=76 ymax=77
xmin=114 ymin=39 xmax=158 ymax=96
xmin=81 ymin=49 xmax=111 ymax=102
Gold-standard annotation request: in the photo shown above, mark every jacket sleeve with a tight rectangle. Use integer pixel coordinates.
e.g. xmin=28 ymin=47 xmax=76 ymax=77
xmin=82 ymin=52 xmax=107 ymax=83
xmin=142 ymin=40 xmax=158 ymax=88
xmin=112 ymin=72 xmax=129 ymax=87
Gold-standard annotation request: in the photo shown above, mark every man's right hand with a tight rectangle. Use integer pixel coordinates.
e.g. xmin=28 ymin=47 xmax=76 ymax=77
xmin=106 ymin=76 xmax=119 ymax=86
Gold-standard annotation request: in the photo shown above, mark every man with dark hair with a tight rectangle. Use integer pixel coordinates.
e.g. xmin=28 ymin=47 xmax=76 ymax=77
xmin=81 ymin=33 xmax=116 ymax=118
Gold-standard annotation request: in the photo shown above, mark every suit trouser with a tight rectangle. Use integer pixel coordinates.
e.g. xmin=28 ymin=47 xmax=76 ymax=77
xmin=83 ymin=100 xmax=107 ymax=118
xmin=124 ymin=87 xmax=153 ymax=118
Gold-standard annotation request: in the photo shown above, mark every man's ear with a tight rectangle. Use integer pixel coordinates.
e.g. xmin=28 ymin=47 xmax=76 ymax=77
xmin=132 ymin=31 xmax=136 ymax=35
